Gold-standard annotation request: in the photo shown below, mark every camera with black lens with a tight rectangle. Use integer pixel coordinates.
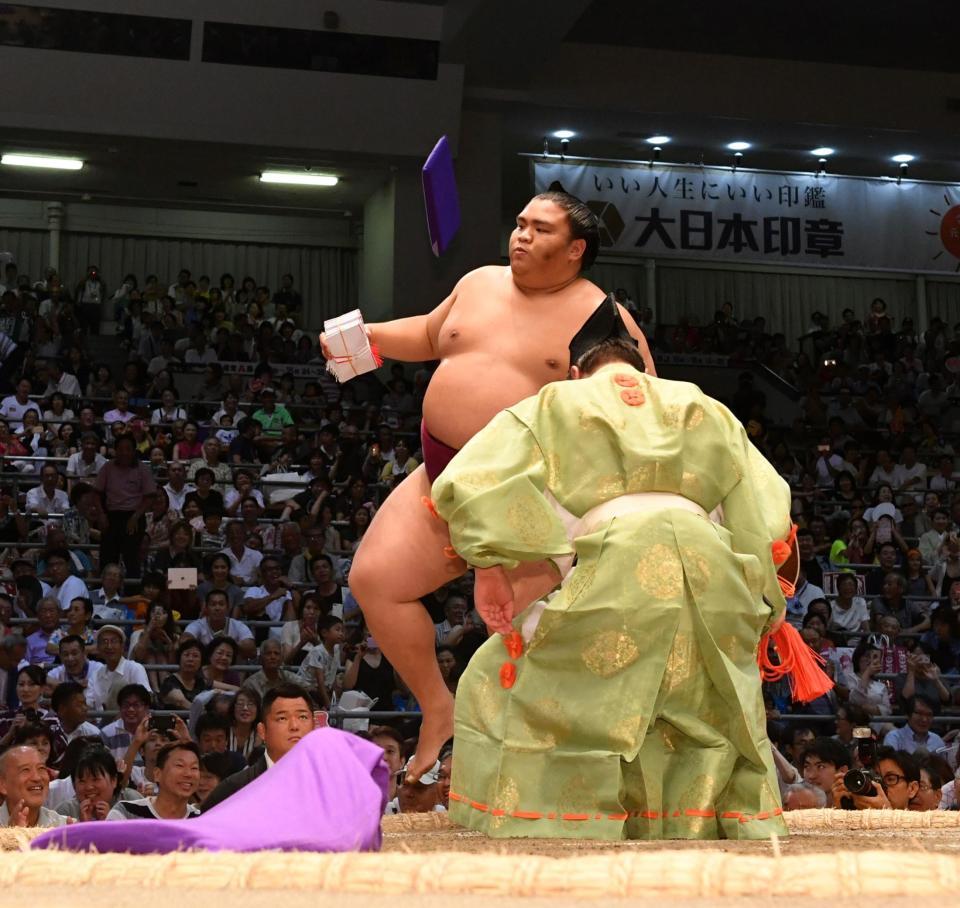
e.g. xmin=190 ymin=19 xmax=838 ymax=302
xmin=839 ymin=726 xmax=882 ymax=810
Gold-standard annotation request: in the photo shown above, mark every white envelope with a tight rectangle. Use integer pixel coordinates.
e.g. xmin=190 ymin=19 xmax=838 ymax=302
xmin=324 ymin=310 xmax=379 ymax=382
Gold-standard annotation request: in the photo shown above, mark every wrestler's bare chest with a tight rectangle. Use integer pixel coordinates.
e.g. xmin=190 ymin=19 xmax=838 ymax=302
xmin=437 ymin=271 xmax=603 ymax=378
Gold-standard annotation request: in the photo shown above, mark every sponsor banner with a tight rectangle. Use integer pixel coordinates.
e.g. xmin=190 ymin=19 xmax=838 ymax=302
xmin=533 ymin=161 xmax=960 ymax=274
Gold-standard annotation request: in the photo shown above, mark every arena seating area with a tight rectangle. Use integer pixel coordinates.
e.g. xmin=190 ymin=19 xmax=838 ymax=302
xmin=2 ymin=261 xmax=959 ymax=815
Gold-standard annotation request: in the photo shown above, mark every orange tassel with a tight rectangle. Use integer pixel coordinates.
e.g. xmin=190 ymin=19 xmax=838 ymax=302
xmin=503 ymin=631 xmax=524 ymax=660
xmin=499 ymin=662 xmax=517 ymax=689
xmin=771 ymin=540 xmax=791 ymax=566
xmin=758 ymin=622 xmax=834 ymax=704
xmin=421 ymin=496 xmax=440 ymax=520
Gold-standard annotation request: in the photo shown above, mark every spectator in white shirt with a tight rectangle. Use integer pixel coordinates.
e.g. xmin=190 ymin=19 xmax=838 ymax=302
xmin=162 ymin=461 xmax=195 ymax=515
xmin=898 ymin=445 xmax=928 ymax=502
xmin=869 ymin=449 xmax=902 ymax=489
xmin=90 ymin=563 xmax=126 ymax=622
xmin=88 ymin=626 xmax=152 ymax=710
xmin=0 ymin=377 xmax=40 ymax=430
xmin=919 ymin=509 xmax=951 ymax=565
xmin=241 ymin=556 xmax=298 ymax=638
xmin=102 ymin=389 xmax=135 ymax=437
xmin=47 ymin=637 xmax=99 ymax=709
xmin=66 ymin=433 xmax=107 ymax=484
xmin=99 ymin=682 xmax=151 ymax=761
xmin=42 ymin=359 xmax=82 ymax=398
xmin=46 ymin=549 xmax=91 ymax=612
xmin=50 ymin=680 xmax=100 ymax=741
xmin=221 ymin=522 xmax=263 ymax=586
xmin=150 ymin=388 xmax=188 ymax=426
xmin=827 ymin=573 xmax=871 ymax=634
xmin=182 ymin=589 xmax=256 ymax=659
xmin=25 ymin=463 xmax=70 ymax=516
xmin=929 ymin=455 xmax=956 ymax=493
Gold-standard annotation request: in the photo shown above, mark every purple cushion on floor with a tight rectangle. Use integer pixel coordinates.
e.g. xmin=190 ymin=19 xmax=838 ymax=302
xmin=31 ymin=728 xmax=388 ymax=853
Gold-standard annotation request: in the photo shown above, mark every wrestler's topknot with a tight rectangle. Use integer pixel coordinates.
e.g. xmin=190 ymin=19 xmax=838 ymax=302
xmin=533 ymin=190 xmax=599 ymax=272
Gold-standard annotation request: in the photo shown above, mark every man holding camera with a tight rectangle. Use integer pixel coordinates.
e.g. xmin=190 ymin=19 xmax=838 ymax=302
xmin=830 ymin=746 xmax=920 ymax=810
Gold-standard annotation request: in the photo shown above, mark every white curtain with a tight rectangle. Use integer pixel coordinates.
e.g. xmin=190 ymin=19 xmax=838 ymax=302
xmin=0 ymin=229 xmax=49 ymax=280
xmin=589 ymin=261 xmax=648 ymax=309
xmin=59 ymin=233 xmax=357 ymax=327
xmin=927 ymin=280 xmax=960 ymax=325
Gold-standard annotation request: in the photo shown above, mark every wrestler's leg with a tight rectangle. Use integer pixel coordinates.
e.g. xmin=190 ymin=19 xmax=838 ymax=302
xmin=348 ymin=464 xmax=465 ymax=781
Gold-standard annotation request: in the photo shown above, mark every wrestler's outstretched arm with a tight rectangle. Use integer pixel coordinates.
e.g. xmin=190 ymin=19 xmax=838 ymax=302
xmin=615 ymin=303 xmax=656 ymax=376
xmin=321 ymin=290 xmax=457 ymax=363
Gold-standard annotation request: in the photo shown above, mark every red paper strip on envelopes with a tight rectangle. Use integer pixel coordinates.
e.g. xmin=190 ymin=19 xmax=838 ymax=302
xmin=422 ymin=135 xmax=461 ymax=257
xmin=323 ymin=309 xmax=382 ymax=383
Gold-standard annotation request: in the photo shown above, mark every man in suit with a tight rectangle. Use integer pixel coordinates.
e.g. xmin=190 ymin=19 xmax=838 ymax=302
xmin=200 ymin=684 xmax=316 ymax=811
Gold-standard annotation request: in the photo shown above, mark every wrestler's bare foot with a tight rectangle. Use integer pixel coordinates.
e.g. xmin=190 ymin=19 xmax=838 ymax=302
xmin=406 ymin=693 xmax=455 ymax=784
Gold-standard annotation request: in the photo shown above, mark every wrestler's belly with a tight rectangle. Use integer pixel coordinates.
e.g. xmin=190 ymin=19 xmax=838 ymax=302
xmin=422 ymin=353 xmax=550 ymax=449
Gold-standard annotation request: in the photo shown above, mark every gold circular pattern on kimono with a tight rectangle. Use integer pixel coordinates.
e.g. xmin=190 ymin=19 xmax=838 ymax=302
xmin=539 ymin=385 xmax=558 ymax=411
xmin=679 ymin=773 xmax=718 ymax=835
xmin=449 ymin=468 xmax=500 ymax=491
xmin=626 ymin=463 xmax=655 ymax=492
xmin=468 ymin=674 xmax=501 ymax=735
xmin=634 ymin=543 xmax=684 ymax=600
xmin=489 ymin=775 xmax=521 ymax=830
xmin=506 ymin=497 xmax=553 ymax=547
xmin=680 ymin=470 xmax=702 ymax=500
xmin=662 ymin=403 xmax=706 ymax=430
xmin=564 ymin=563 xmax=597 ymax=607
xmin=609 ymin=713 xmax=643 ymax=751
xmin=581 ymin=629 xmax=640 ymax=678
xmin=513 ymin=697 xmax=572 ymax=751
xmin=557 ymin=772 xmax=599 ymax=822
xmin=679 ymin=547 xmax=712 ymax=596
xmin=596 ymin=473 xmax=626 ymax=499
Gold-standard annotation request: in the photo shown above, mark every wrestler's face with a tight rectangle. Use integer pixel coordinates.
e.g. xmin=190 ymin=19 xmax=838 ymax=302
xmin=509 ymin=199 xmax=585 ymax=277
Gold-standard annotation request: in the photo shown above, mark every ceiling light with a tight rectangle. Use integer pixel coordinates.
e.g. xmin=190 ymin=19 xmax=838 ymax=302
xmin=646 ymin=135 xmax=670 ymax=145
xmin=726 ymin=141 xmax=751 ymax=151
xmin=552 ymin=130 xmax=575 ymax=140
xmin=260 ymin=171 xmax=338 ymax=187
xmin=891 ymin=154 xmax=915 ymax=163
xmin=811 ymin=147 xmax=835 ymax=157
xmin=1 ymin=153 xmax=83 ymax=171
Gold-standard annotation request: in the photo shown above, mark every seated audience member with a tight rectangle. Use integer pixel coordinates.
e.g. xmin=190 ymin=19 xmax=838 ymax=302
xmin=47 ymin=596 xmax=96 ymax=656
xmin=840 ymin=639 xmax=893 ymax=718
xmin=90 ymin=563 xmax=126 ymax=621
xmin=57 ymin=746 xmax=138 ymax=821
xmin=297 ymin=616 xmax=345 ymax=708
xmin=893 ymin=645 xmax=951 ymax=712
xmin=47 ymin=638 xmax=98 ymax=709
xmin=201 ymin=684 xmax=315 ymax=811
xmin=883 ymin=695 xmax=947 ymax=754
xmin=0 ymin=745 xmax=69 ymax=827
xmin=241 ymin=557 xmax=299 ymax=633
xmin=201 ymin=636 xmax=242 ymax=694
xmin=0 ymin=665 xmax=66 ymax=759
xmin=920 ymin=606 xmax=960 ymax=673
xmin=864 ymin=544 xmax=903 ymax=597
xmin=50 ymin=681 xmax=100 ymax=742
xmin=159 ymin=639 xmax=209 ymax=709
xmin=782 ymin=782 xmax=827 ymax=811
xmin=108 ymin=741 xmax=201 ymax=820
xmin=25 ymin=597 xmax=60 ymax=666
xmin=182 ymin=589 xmax=256 ymax=660
xmin=195 ymin=712 xmax=235 ymax=758
xmin=281 ymin=595 xmax=322 ymax=666
xmin=162 ymin=460 xmax=195 ymax=515
xmin=183 ymin=468 xmax=224 ymax=518
xmin=830 ymin=746 xmax=920 ymax=810
xmin=370 ymin=725 xmax=406 ymax=809
xmin=89 ymin=626 xmax=152 ymax=710
xmin=196 ymin=752 xmax=234 ymax=806
xmin=46 ymin=549 xmax=90 ymax=613
xmin=99 ymin=683 xmax=151 ymax=762
xmin=870 ymin=573 xmax=929 ymax=635
xmin=220 ymin=521 xmax=263 ymax=586
xmin=196 ymin=553 xmax=245 ymax=614
xmin=25 ymin=463 xmax=70 ymax=516
xmin=227 ymin=688 xmax=263 ymax=762
xmin=242 ymin=639 xmax=311 ymax=699
xmin=799 ymin=737 xmax=851 ymax=799
xmin=827 ymin=573 xmax=870 ymax=637
xmin=910 ymin=755 xmax=947 ymax=812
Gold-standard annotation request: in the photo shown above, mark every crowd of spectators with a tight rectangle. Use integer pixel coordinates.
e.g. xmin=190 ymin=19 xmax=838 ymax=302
xmin=0 ymin=259 xmax=462 ymax=825
xmin=2 ymin=260 xmax=960 ymax=826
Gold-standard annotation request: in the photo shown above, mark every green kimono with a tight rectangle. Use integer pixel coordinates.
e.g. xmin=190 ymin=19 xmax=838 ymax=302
xmin=432 ymin=363 xmax=793 ymax=841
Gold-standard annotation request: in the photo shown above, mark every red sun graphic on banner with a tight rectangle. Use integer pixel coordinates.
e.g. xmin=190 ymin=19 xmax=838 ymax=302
xmin=929 ymin=192 xmax=960 ymax=270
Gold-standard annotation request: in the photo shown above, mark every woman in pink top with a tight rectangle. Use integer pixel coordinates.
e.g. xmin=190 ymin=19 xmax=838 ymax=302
xmin=173 ymin=420 xmax=202 ymax=461
xmin=94 ymin=435 xmax=157 ymax=578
